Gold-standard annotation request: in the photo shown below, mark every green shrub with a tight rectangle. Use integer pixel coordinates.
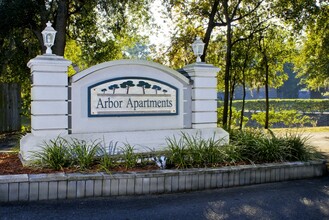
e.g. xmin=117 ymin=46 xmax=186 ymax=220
xmin=166 ymin=136 xmax=189 ymax=168
xmin=120 ymin=144 xmax=138 ymax=169
xmin=230 ymin=129 xmax=320 ymax=163
xmin=98 ymin=141 xmax=119 ymax=172
xmin=279 ymin=133 xmax=320 ymax=161
xmin=32 ymin=130 xmax=321 ymax=171
xmin=166 ymin=133 xmax=226 ymax=168
xmin=69 ymin=139 xmax=101 ymax=170
xmin=219 ymin=99 xmax=329 ymax=113
xmin=251 ymin=110 xmax=316 ymax=128
xmin=33 ymin=137 xmax=72 ymax=170
xmin=217 ymin=106 xmax=249 ymax=128
xmin=220 ymin=144 xmax=243 ymax=164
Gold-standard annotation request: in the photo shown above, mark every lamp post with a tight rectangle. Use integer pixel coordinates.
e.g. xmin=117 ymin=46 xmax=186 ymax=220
xmin=41 ymin=21 xmax=57 ymax=55
xmin=191 ymin=37 xmax=205 ymax=63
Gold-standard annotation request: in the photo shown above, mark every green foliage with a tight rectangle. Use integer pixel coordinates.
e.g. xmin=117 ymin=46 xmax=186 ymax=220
xmin=293 ymin=4 xmax=329 ymax=90
xmin=166 ymin=133 xmax=227 ymax=168
xmin=32 ymin=129 xmax=321 ymax=171
xmin=278 ymin=131 xmax=320 ymax=161
xmin=229 ymin=129 xmax=320 ymax=163
xmin=98 ymin=140 xmax=119 ymax=172
xmin=220 ymin=144 xmax=243 ymax=165
xmin=120 ymin=144 xmax=138 ymax=169
xmin=69 ymin=139 xmax=101 ymax=170
xmin=33 ymin=137 xmax=72 ymax=170
xmin=98 ymin=147 xmax=116 ymax=172
xmin=166 ymin=136 xmax=188 ymax=169
xmin=219 ymin=99 xmax=329 ymax=113
xmin=251 ymin=109 xmax=316 ymax=128
xmin=34 ymin=137 xmax=101 ymax=170
xmin=217 ymin=106 xmax=249 ymax=128
xmin=167 ymin=129 xmax=320 ymax=168
xmin=0 ymin=0 xmax=152 ymax=119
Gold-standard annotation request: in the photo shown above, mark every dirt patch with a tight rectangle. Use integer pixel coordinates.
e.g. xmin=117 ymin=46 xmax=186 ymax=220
xmin=0 ymin=152 xmax=160 ymax=175
xmin=0 ymin=152 xmax=65 ymax=175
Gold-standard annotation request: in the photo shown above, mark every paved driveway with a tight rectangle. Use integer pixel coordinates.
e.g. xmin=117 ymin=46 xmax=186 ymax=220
xmin=306 ymin=131 xmax=329 ymax=153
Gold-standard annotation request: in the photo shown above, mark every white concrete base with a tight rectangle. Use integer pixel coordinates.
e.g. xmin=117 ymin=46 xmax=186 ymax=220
xmin=20 ymin=128 xmax=229 ymax=163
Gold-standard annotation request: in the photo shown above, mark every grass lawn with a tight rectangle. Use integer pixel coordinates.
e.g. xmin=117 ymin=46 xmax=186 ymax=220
xmin=271 ymin=126 xmax=329 ymax=133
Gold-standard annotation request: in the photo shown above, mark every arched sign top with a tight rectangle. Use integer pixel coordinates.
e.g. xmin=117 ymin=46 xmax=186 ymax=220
xmin=71 ymin=59 xmax=190 ymax=85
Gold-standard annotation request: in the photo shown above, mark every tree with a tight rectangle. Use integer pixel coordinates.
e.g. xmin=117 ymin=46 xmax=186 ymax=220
xmin=163 ymin=0 xmax=268 ymax=128
xmin=255 ymin=25 xmax=291 ymax=129
xmin=0 ymin=0 xmax=152 ymax=117
xmin=152 ymin=85 xmax=162 ymax=94
xmin=229 ymin=36 xmax=256 ymax=129
xmin=272 ymin=0 xmax=328 ymax=92
xmin=137 ymin=81 xmax=151 ymax=94
xmin=108 ymin=84 xmax=119 ymax=94
xmin=293 ymin=4 xmax=329 ymax=91
xmin=120 ymin=81 xmax=135 ymax=94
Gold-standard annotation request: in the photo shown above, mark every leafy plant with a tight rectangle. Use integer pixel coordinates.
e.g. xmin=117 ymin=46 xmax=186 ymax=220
xmin=31 ymin=129 xmax=321 ymax=172
xmin=251 ymin=110 xmax=316 ymax=128
xmin=219 ymin=99 xmax=329 ymax=113
xmin=166 ymin=135 xmax=189 ymax=168
xmin=33 ymin=137 xmax=71 ymax=170
xmin=166 ymin=133 xmax=226 ymax=168
xmin=69 ymin=139 xmax=101 ymax=170
xmin=120 ymin=144 xmax=138 ymax=169
xmin=217 ymin=106 xmax=249 ymax=128
xmin=279 ymin=132 xmax=321 ymax=161
xmin=221 ymin=144 xmax=243 ymax=164
xmin=229 ymin=129 xmax=320 ymax=163
xmin=98 ymin=141 xmax=119 ymax=172
xmin=98 ymin=147 xmax=116 ymax=172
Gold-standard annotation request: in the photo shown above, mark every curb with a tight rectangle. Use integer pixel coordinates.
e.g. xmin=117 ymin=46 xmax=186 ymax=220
xmin=0 ymin=160 xmax=327 ymax=202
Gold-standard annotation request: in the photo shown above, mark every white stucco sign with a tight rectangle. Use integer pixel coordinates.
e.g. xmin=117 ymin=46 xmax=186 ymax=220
xmin=89 ymin=77 xmax=177 ymax=116
xmin=21 ymin=58 xmax=229 ymax=163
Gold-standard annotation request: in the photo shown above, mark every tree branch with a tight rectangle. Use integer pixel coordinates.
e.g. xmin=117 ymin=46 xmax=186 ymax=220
xmin=232 ymin=0 xmax=264 ymax=22
xmin=231 ymin=0 xmax=243 ymax=19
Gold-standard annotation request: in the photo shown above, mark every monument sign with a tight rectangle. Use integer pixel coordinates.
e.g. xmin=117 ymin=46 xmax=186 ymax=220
xmin=20 ymin=22 xmax=229 ymax=163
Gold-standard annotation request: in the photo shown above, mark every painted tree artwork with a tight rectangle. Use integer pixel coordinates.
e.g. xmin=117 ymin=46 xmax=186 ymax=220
xmin=108 ymin=84 xmax=119 ymax=94
xmin=137 ymin=81 xmax=151 ymax=94
xmin=152 ymin=85 xmax=162 ymax=94
xmin=120 ymin=81 xmax=135 ymax=94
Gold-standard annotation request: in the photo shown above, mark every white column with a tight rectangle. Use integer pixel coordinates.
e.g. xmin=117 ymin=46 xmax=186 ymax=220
xmin=181 ymin=63 xmax=220 ymax=128
xmin=28 ymin=55 xmax=71 ymax=136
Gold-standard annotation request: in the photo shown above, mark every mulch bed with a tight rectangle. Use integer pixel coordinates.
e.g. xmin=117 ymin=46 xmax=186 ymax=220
xmin=0 ymin=152 xmax=75 ymax=175
xmin=0 ymin=152 xmax=159 ymax=175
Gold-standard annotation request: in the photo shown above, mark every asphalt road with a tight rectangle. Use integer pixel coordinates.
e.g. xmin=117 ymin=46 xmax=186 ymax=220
xmin=1 ymin=177 xmax=329 ymax=220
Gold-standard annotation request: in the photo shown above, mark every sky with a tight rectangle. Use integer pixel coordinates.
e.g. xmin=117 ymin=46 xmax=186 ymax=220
xmin=147 ymin=0 xmax=173 ymax=53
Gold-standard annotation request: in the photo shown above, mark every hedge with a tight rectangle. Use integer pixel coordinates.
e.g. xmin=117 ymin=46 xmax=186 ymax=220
xmin=218 ymin=99 xmax=329 ymax=113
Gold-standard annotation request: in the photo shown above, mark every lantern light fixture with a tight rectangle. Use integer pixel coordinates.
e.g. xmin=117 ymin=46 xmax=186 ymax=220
xmin=41 ymin=21 xmax=57 ymax=55
xmin=191 ymin=37 xmax=205 ymax=63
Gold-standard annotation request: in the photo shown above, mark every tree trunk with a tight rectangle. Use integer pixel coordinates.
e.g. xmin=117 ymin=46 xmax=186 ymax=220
xmin=53 ymin=0 xmax=69 ymax=56
xmin=265 ymin=60 xmax=269 ymax=129
xmin=222 ymin=1 xmax=232 ymax=129
xmin=240 ymin=73 xmax=246 ymax=130
xmin=239 ymin=45 xmax=250 ymax=130
xmin=201 ymin=0 xmax=220 ymax=62
xmin=228 ymin=78 xmax=236 ymax=130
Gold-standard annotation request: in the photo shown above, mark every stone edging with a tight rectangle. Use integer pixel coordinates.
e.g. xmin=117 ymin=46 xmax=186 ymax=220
xmin=0 ymin=160 xmax=327 ymax=202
